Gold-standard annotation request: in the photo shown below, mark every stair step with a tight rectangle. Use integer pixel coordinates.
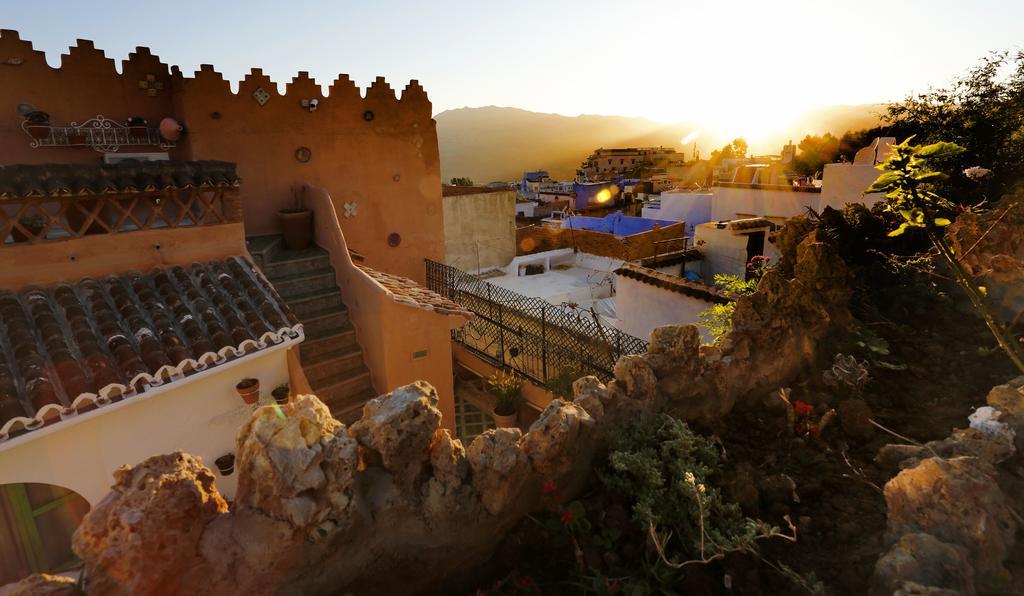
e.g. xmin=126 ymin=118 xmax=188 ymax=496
xmin=300 ymin=306 xmax=350 ymax=330
xmin=287 ymin=288 xmax=344 ymax=319
xmin=303 ymin=347 xmax=366 ymax=385
xmin=300 ymin=324 xmax=358 ymax=360
xmin=318 ymin=375 xmax=376 ymax=418
xmin=262 ymin=252 xmax=332 ymax=280
xmin=331 ymin=393 xmax=376 ymax=425
xmin=269 ymin=268 xmax=337 ymax=298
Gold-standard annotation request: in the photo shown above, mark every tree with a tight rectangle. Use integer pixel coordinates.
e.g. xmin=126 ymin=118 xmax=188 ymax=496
xmin=730 ymin=137 xmax=748 ymax=159
xmin=791 ymin=133 xmax=840 ymax=175
xmin=882 ymin=50 xmax=1024 ymax=201
xmin=449 ymin=177 xmax=474 ymax=186
xmin=709 ymin=138 xmax=748 ymax=165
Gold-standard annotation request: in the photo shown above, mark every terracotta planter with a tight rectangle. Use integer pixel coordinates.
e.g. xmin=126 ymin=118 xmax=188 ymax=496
xmin=235 ymin=378 xmax=260 ymax=405
xmin=279 ymin=209 xmax=313 ymax=251
xmin=272 ymin=385 xmax=290 ymax=405
xmin=215 ymin=454 xmax=235 ymax=476
xmin=492 ymin=408 xmax=518 ymax=428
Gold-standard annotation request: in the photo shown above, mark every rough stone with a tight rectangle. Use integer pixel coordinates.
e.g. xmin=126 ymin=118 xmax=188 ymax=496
xmin=0 ymin=574 xmax=78 ymax=596
xmin=349 ymin=381 xmax=441 ymax=493
xmin=521 ymin=399 xmax=595 ymax=479
xmin=884 ymin=456 xmax=1017 ymax=582
xmin=891 ymin=581 xmax=963 ymax=596
xmin=838 ymin=399 xmax=874 ymax=439
xmin=72 ymin=452 xmax=227 ymax=596
xmin=612 ymin=355 xmax=658 ymax=402
xmin=871 ymin=533 xmax=974 ymax=596
xmin=876 ymin=427 xmax=1014 ymax=470
xmin=234 ymin=394 xmax=359 ymax=532
xmin=466 ymin=427 xmax=530 ymax=515
xmin=986 ymin=376 xmax=1024 ymax=451
xmin=759 ymin=473 xmax=798 ymax=507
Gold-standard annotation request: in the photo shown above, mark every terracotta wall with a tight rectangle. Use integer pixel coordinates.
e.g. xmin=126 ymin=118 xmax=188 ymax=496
xmin=516 ymin=222 xmax=688 ymax=261
xmin=0 ymin=30 xmax=442 ymax=282
xmin=307 ymin=186 xmax=463 ymax=429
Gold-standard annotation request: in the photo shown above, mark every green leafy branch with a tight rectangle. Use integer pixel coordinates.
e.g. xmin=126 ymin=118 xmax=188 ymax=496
xmin=869 ymin=137 xmax=1024 ymax=373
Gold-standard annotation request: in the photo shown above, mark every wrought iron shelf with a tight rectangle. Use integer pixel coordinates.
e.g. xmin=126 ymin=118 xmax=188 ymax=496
xmin=22 ymin=115 xmax=175 ymax=153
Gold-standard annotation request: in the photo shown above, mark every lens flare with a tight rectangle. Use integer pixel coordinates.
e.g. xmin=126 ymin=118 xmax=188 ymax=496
xmin=595 ymin=189 xmax=612 ymax=203
xmin=680 ymin=130 xmax=701 ymax=145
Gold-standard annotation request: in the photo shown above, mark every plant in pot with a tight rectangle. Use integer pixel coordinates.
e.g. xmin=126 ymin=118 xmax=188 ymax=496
xmin=272 ymin=383 xmax=290 ymax=405
xmin=487 ymin=370 xmax=523 ymax=428
xmin=24 ymin=111 xmax=50 ymax=140
xmin=127 ymin=116 xmax=148 ymax=139
xmin=278 ymin=186 xmax=313 ymax=251
xmin=235 ymin=377 xmax=260 ymax=406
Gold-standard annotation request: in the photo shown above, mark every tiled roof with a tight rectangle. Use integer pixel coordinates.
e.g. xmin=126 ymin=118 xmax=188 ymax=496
xmin=357 ymin=265 xmax=473 ymax=318
xmin=0 ymin=160 xmax=240 ymax=199
xmin=0 ymin=256 xmax=301 ymax=442
xmin=441 ymin=185 xmax=510 ymax=197
xmin=615 ymin=263 xmax=730 ymax=304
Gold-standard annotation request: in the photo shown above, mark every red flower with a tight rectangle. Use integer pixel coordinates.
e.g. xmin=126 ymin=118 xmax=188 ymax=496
xmin=518 ymin=575 xmax=535 ymax=589
xmin=793 ymin=400 xmax=814 ymax=416
xmin=560 ymin=510 xmax=574 ymax=525
xmin=542 ymin=481 xmax=558 ymax=494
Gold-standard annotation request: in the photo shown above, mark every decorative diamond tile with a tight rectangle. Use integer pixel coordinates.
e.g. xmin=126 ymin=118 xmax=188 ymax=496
xmin=252 ymin=87 xmax=271 ymax=106
xmin=343 ymin=202 xmax=358 ymax=218
xmin=137 ymin=74 xmax=163 ymax=97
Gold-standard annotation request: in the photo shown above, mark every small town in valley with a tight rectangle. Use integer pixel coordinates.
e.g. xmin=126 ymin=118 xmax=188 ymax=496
xmin=0 ymin=2 xmax=1023 ymax=594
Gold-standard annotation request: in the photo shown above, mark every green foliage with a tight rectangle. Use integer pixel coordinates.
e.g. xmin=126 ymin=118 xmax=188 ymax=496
xmin=884 ymin=50 xmax=1024 ymax=199
xmin=698 ymin=274 xmax=757 ymax=346
xmin=546 ymin=364 xmax=582 ymax=401
xmin=487 ymin=370 xmax=523 ymax=415
xmin=450 ymin=176 xmax=475 ymax=186
xmin=868 ymin=137 xmax=963 ymax=237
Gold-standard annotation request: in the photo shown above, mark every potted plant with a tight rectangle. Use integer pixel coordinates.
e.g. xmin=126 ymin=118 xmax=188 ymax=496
xmin=272 ymin=383 xmax=290 ymax=405
xmin=235 ymin=378 xmax=260 ymax=405
xmin=127 ymin=116 xmax=148 ymax=139
xmin=487 ymin=370 xmax=523 ymax=428
xmin=24 ymin=111 xmax=50 ymax=140
xmin=214 ymin=453 xmax=235 ymax=476
xmin=278 ymin=187 xmax=313 ymax=251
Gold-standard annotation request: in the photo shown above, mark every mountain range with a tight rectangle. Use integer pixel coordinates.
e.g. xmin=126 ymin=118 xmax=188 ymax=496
xmin=436 ymin=104 xmax=886 ymax=183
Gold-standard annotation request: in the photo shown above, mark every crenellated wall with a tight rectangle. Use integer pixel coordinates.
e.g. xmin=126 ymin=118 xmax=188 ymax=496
xmin=0 ymin=30 xmax=442 ymax=281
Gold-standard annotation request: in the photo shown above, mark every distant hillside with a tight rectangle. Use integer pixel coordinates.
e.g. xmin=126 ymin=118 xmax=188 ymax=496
xmin=436 ymin=105 xmax=886 ymax=183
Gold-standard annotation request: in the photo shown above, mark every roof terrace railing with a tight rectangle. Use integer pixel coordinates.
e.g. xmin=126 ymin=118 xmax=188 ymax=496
xmin=425 ymin=258 xmax=648 ymax=385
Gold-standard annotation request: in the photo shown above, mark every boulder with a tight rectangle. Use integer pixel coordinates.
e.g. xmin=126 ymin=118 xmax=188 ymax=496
xmin=467 ymin=428 xmax=530 ymax=515
xmin=72 ymin=452 xmax=227 ymax=596
xmin=349 ymin=381 xmax=442 ymax=493
xmin=521 ymin=400 xmax=595 ymax=479
xmin=986 ymin=376 xmax=1024 ymax=451
xmin=871 ymin=533 xmax=974 ymax=596
xmin=884 ymin=457 xmax=1017 ymax=582
xmin=234 ymin=394 xmax=359 ymax=533
xmin=612 ymin=355 xmax=658 ymax=402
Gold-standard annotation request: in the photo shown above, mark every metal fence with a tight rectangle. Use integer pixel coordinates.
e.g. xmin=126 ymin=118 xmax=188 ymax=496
xmin=425 ymin=259 xmax=648 ymax=385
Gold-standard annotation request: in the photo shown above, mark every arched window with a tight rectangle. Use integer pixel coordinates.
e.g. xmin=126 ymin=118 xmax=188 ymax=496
xmin=0 ymin=483 xmax=89 ymax=585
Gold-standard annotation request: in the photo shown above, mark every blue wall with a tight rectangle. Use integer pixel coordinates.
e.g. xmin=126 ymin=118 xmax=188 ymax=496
xmin=564 ymin=211 xmax=675 ymax=236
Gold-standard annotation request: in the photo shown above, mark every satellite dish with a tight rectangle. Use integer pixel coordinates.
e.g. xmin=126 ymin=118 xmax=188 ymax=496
xmin=16 ymin=103 xmax=35 ymax=117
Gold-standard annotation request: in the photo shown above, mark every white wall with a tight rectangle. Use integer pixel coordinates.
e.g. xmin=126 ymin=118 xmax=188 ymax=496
xmin=819 ymin=163 xmax=885 ymax=211
xmin=615 ymin=275 xmax=716 ymax=344
xmin=0 ymin=341 xmax=296 ymax=506
xmin=643 ymin=192 xmax=712 ymax=228
xmin=711 ymin=186 xmax=821 ymax=221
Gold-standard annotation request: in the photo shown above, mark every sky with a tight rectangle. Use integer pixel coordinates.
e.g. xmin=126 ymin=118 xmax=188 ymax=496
xmin=4 ymin=0 xmax=1023 ymax=137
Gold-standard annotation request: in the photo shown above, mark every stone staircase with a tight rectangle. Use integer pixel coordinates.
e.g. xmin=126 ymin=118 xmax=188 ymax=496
xmin=248 ymin=236 xmax=375 ymax=422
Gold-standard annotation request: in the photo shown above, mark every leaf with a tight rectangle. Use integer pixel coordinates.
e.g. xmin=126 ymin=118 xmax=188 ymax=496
xmin=933 ymin=217 xmax=952 ymax=227
xmin=867 ymin=171 xmax=901 ymax=192
xmin=914 ymin=171 xmax=948 ymax=182
xmin=978 ymin=285 xmax=987 ymax=296
xmin=888 ymin=222 xmax=911 ymax=237
xmin=916 ymin=141 xmax=965 ymax=159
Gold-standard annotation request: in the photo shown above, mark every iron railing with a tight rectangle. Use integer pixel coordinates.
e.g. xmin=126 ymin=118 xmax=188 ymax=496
xmin=425 ymin=259 xmax=648 ymax=384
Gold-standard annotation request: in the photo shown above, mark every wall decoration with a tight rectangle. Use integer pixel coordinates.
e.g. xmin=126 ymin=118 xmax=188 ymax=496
xmin=3 ymin=57 xmax=25 ymax=66
xmin=363 ymin=110 xmax=374 ymax=121
xmin=387 ymin=232 xmax=401 ymax=247
xmin=137 ymin=74 xmax=163 ymax=96
xmin=294 ymin=146 xmax=312 ymax=163
xmin=343 ymin=202 xmax=358 ymax=218
xmin=252 ymin=87 xmax=271 ymax=106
